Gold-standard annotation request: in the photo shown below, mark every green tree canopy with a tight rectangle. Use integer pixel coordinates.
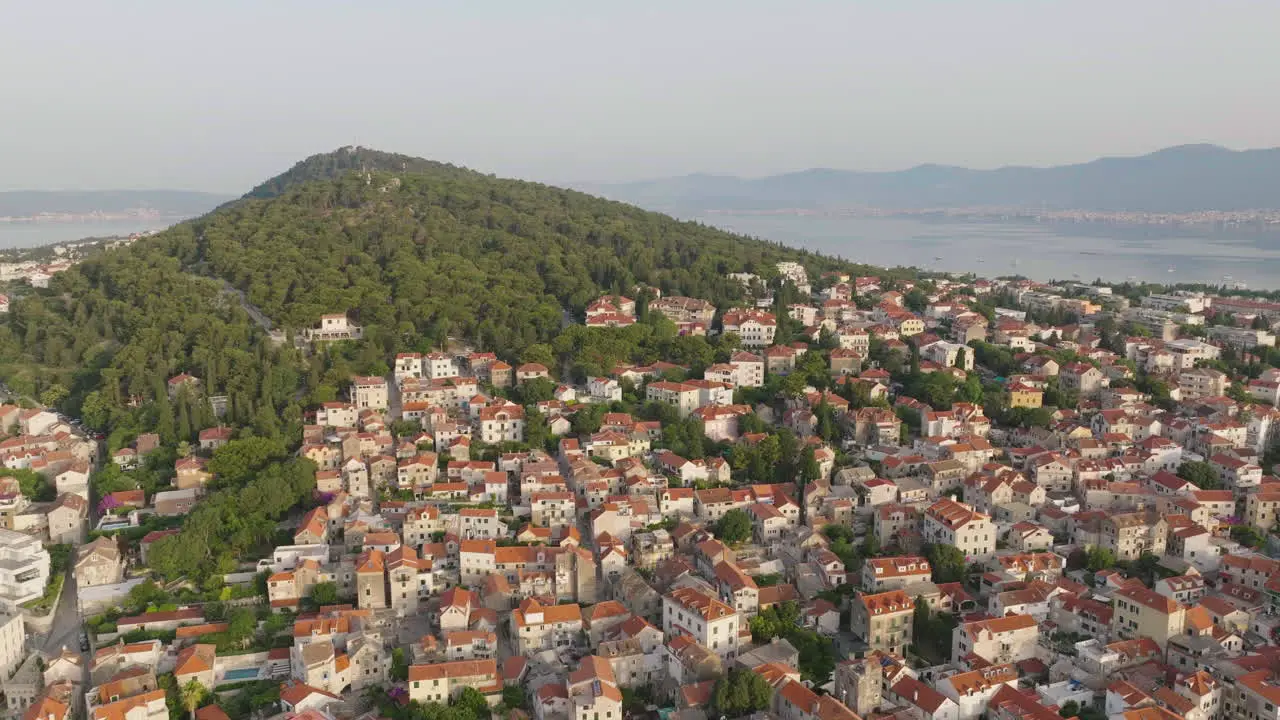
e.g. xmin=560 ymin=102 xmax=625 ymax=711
xmin=714 ymin=509 xmax=753 ymax=545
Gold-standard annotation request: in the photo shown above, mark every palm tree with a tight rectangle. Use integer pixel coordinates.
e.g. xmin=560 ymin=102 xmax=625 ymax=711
xmin=180 ymin=678 xmax=206 ymax=720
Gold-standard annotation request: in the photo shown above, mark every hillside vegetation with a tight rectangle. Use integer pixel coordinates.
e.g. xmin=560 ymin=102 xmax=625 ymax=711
xmin=0 ymin=148 xmax=883 ymax=436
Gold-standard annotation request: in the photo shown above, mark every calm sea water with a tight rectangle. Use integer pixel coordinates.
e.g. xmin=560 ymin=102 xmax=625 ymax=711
xmin=691 ymin=213 xmax=1280 ymax=290
xmin=0 ymin=218 xmax=180 ymax=249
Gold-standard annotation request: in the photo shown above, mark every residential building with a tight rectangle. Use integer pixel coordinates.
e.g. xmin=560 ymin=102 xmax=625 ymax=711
xmin=850 ymin=590 xmax=914 ymax=656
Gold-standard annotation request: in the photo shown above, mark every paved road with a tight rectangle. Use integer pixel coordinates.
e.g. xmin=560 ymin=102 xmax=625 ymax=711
xmin=218 ymin=279 xmax=274 ymax=332
xmin=386 ymin=373 xmax=403 ymax=421
xmin=40 ymin=569 xmax=87 ymax=660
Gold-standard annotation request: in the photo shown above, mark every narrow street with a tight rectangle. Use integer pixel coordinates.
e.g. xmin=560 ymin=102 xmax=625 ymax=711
xmin=39 ymin=568 xmax=90 ymax=683
xmin=386 ymin=373 xmax=403 ymax=421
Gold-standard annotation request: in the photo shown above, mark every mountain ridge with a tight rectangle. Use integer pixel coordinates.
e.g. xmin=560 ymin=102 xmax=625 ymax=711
xmin=585 ymin=144 xmax=1280 ymax=214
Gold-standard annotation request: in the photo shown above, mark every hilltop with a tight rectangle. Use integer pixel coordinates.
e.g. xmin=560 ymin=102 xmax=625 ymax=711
xmin=588 ymin=144 xmax=1280 ymax=214
xmin=0 ymin=148 xmax=873 ymax=427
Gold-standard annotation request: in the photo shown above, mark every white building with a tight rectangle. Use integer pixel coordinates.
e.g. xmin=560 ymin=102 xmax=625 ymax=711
xmin=923 ymin=499 xmax=995 ymax=560
xmin=662 ymin=587 xmax=740 ymax=660
xmin=923 ymin=342 xmax=974 ymax=371
xmin=351 ymin=376 xmax=389 ymax=411
xmin=0 ymin=529 xmax=49 ymax=610
xmin=721 ymin=310 xmax=777 ymax=348
xmin=477 ymin=404 xmax=525 ymax=444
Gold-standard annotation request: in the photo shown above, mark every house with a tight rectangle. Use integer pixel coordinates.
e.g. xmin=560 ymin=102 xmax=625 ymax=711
xmin=407 ymin=661 xmax=501 ymax=702
xmin=938 ymin=664 xmax=1019 ymax=720
xmin=513 ymin=598 xmax=584 ymax=654
xmin=74 ymin=536 xmax=124 ymax=587
xmin=515 ymin=363 xmax=550 ymax=384
xmin=721 ymin=309 xmax=777 ymax=347
xmin=174 ymin=456 xmax=212 ymax=490
xmin=1059 ymin=362 xmax=1107 ymax=397
xmin=197 ymin=427 xmax=233 ymax=451
xmin=923 ymin=499 xmax=995 ymax=560
xmin=477 ymin=404 xmax=525 ymax=444
xmin=663 ymin=587 xmax=740 ymax=660
xmin=861 ymin=556 xmax=931 ymax=592
xmin=952 ymin=614 xmax=1039 ymax=665
xmin=304 ymin=314 xmax=363 ymax=343
xmin=1111 ymin=585 xmax=1185 ymax=649
xmin=174 ymin=644 xmax=216 ymax=689
xmin=850 ymin=590 xmax=914 ymax=655
xmin=1101 ymin=511 xmax=1167 ymax=561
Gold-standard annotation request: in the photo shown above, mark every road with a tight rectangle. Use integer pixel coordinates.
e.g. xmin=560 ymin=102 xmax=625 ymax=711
xmin=386 ymin=373 xmax=403 ymax=421
xmin=217 ymin=279 xmax=274 ymax=332
xmin=40 ymin=568 xmax=88 ymax=661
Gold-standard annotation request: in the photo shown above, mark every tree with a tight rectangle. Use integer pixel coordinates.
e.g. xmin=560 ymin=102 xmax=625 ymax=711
xmin=207 ymin=437 xmax=288 ymax=487
xmin=227 ymin=607 xmax=257 ymax=646
xmin=391 ymin=647 xmax=409 ymax=681
xmin=181 ymin=679 xmax=207 ymax=719
xmin=912 ymin=596 xmax=933 ymax=647
xmin=904 ymin=289 xmax=929 ymax=314
xmin=800 ymin=447 xmax=821 ymax=482
xmin=516 ymin=377 xmax=555 ymax=404
xmin=1231 ymin=525 xmax=1265 ymax=549
xmin=927 ymin=543 xmax=967 ymax=583
xmin=40 ymin=383 xmax=69 ymax=409
xmin=453 ymin=687 xmax=491 ymax=720
xmin=714 ymin=509 xmax=752 ymax=545
xmin=311 ymin=581 xmax=339 ymax=606
xmin=713 ymin=668 xmax=772 ymax=716
xmin=1085 ymin=545 xmax=1117 ymax=572
xmin=501 ymin=685 xmax=528 ymax=711
xmin=1177 ymin=461 xmax=1221 ymax=490
xmin=1060 ymin=700 xmax=1080 ymax=718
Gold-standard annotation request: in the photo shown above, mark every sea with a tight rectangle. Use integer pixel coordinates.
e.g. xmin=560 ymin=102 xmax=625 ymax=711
xmin=0 ymin=218 xmax=181 ymax=250
xmin=689 ymin=212 xmax=1280 ymax=290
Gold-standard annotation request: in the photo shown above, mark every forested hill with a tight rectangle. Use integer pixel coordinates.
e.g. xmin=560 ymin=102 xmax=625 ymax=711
xmin=0 ymin=148 xmax=884 ymax=436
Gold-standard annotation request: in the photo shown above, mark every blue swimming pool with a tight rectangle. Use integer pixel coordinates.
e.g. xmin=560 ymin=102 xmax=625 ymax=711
xmin=222 ymin=668 xmax=260 ymax=682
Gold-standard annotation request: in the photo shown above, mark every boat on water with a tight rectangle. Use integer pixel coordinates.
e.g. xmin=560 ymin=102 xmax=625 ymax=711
xmin=1167 ymin=266 xmax=1176 ymax=273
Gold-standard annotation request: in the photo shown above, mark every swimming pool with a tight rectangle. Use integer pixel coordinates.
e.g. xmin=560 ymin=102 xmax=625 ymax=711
xmin=221 ymin=668 xmax=260 ymax=682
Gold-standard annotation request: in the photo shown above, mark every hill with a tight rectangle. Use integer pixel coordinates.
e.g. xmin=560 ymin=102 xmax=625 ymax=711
xmin=242 ymin=145 xmax=470 ymax=200
xmin=0 ymin=189 xmax=232 ymax=217
xmin=0 ymin=148 xmax=878 ymax=436
xmin=588 ymin=144 xmax=1280 ymax=214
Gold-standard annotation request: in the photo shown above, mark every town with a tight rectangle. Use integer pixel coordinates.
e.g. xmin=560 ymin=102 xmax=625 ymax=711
xmin=5 ymin=258 xmax=1280 ymax=720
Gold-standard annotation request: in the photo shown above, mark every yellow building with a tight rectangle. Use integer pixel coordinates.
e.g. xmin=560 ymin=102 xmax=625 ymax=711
xmin=1006 ymin=384 xmax=1043 ymax=409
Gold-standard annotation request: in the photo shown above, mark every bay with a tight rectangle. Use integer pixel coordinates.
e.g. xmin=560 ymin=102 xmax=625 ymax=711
xmin=690 ymin=212 xmax=1280 ymax=290
xmin=0 ymin=218 xmax=182 ymax=249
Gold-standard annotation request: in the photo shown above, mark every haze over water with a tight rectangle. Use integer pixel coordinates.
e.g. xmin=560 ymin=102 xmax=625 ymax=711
xmin=0 ymin=218 xmax=181 ymax=249
xmin=692 ymin=213 xmax=1280 ymax=290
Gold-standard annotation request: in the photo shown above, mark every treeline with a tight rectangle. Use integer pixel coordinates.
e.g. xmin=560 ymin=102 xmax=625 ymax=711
xmin=146 ymin=439 xmax=315 ymax=584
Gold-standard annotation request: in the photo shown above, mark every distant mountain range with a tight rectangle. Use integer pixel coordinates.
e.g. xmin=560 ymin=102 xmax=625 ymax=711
xmin=0 ymin=190 xmax=233 ymax=218
xmin=585 ymin=144 xmax=1280 ymax=214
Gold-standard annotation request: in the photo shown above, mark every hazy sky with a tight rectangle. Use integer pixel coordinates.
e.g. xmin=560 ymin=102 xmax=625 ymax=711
xmin=3 ymin=0 xmax=1280 ymax=192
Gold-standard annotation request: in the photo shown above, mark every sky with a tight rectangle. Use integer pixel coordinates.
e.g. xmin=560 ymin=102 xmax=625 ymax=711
xmin=3 ymin=0 xmax=1280 ymax=192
